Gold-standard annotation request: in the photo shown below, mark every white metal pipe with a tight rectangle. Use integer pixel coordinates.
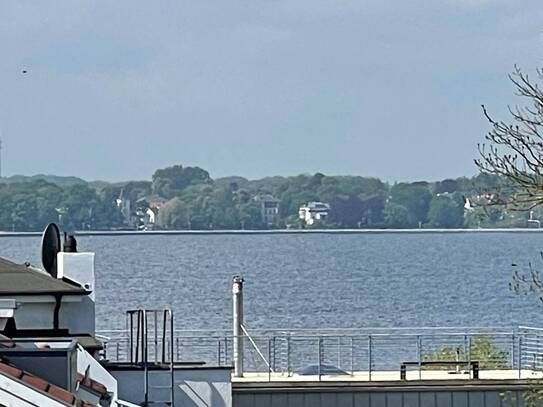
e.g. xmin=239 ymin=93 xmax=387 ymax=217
xmin=232 ymin=276 xmax=244 ymax=377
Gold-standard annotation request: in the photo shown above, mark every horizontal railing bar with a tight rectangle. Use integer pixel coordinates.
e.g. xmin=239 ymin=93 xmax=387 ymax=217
xmin=97 ymin=326 xmax=518 ymax=334
xmin=519 ymin=326 xmax=543 ymax=331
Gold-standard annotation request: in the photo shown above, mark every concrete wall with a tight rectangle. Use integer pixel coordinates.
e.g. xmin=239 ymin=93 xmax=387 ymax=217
xmin=109 ymin=366 xmax=232 ymax=407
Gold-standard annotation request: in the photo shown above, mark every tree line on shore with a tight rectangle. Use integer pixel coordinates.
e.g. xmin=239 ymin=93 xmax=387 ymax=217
xmin=0 ymin=165 xmax=533 ymax=232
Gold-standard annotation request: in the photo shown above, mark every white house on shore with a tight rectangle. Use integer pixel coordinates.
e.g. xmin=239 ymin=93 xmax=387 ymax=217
xmin=299 ymin=202 xmax=331 ymax=225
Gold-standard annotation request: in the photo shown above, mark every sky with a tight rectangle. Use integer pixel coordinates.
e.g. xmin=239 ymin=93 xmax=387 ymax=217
xmin=0 ymin=1 xmax=542 ymax=183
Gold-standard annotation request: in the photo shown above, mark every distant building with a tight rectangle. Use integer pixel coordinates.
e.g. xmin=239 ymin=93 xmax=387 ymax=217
xmin=254 ymin=194 xmax=280 ymax=226
xmin=299 ymin=202 xmax=331 ymax=226
xmin=135 ymin=196 xmax=168 ymax=230
xmin=115 ymin=188 xmax=132 ymax=226
xmin=463 ymin=193 xmax=501 ymax=210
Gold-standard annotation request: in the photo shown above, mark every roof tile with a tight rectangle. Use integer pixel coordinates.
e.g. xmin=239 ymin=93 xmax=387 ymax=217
xmin=21 ymin=373 xmax=49 ymax=392
xmin=75 ymin=372 xmax=108 ymax=395
xmin=0 ymin=361 xmax=86 ymax=405
xmin=48 ymin=384 xmax=76 ymax=405
xmin=0 ymin=362 xmax=22 ymax=378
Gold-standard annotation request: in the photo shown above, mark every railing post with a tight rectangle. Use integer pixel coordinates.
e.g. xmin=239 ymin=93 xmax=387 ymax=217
xmin=337 ymin=336 xmax=341 ymax=369
xmin=224 ymin=337 xmax=228 ymax=365
xmin=463 ymin=335 xmax=468 ymax=362
xmin=518 ymin=336 xmax=522 ymax=379
xmin=232 ymin=276 xmax=244 ymax=377
xmin=129 ymin=312 xmax=133 ymax=363
xmin=218 ymin=339 xmax=222 ymax=366
xmin=468 ymin=336 xmax=472 ymax=377
xmin=350 ymin=337 xmax=354 ymax=376
xmin=287 ymin=334 xmax=291 ymax=377
xmin=272 ymin=336 xmax=276 ymax=372
xmin=511 ymin=334 xmax=515 ymax=369
xmin=318 ymin=337 xmax=322 ymax=382
xmin=176 ymin=337 xmax=179 ymax=362
xmin=154 ymin=310 xmax=158 ymax=363
xmin=268 ymin=338 xmax=272 ymax=382
xmin=368 ymin=335 xmax=372 ymax=381
xmin=416 ymin=335 xmax=422 ymax=380
xmin=455 ymin=347 xmax=461 ymax=374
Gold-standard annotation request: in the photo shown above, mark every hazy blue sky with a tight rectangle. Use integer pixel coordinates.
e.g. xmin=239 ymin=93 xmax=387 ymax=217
xmin=1 ymin=1 xmax=542 ymax=182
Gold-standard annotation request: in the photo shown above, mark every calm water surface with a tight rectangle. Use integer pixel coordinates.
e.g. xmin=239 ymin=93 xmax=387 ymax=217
xmin=1 ymin=233 xmax=542 ymax=331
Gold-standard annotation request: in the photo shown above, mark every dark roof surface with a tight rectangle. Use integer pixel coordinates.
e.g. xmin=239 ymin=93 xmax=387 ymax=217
xmin=0 ymin=257 xmax=88 ymax=296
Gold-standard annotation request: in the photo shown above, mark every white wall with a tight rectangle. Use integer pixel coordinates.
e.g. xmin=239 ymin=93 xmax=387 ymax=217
xmin=59 ymin=296 xmax=95 ymax=334
xmin=110 ymin=367 xmax=232 ymax=407
xmin=6 ymin=295 xmax=94 ymax=335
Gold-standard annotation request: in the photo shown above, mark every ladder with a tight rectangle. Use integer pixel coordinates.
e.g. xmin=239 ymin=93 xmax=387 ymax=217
xmin=127 ymin=309 xmax=175 ymax=406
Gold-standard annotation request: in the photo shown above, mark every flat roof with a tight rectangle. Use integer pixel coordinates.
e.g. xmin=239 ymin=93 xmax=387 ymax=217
xmin=0 ymin=257 xmax=88 ymax=296
xmin=232 ymin=369 xmax=543 ymax=384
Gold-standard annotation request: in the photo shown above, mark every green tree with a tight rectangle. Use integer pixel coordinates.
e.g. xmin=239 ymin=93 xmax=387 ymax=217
xmin=383 ymin=202 xmax=410 ymax=228
xmin=434 ymin=179 xmax=458 ymax=194
xmin=239 ymin=201 xmax=264 ymax=229
xmin=476 ymin=66 xmax=543 ymax=210
xmin=156 ymin=198 xmax=189 ymax=229
xmin=427 ymin=194 xmax=464 ymax=228
xmin=152 ymin=165 xmax=211 ymax=199
xmin=389 ymin=183 xmax=432 ymax=227
xmin=423 ymin=336 xmax=508 ymax=370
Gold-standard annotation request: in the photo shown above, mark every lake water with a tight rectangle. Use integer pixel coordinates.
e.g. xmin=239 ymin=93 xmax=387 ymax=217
xmin=1 ymin=233 xmax=542 ymax=331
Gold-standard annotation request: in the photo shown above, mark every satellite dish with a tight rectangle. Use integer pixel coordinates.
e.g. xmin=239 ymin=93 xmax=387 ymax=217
xmin=41 ymin=223 xmax=61 ymax=278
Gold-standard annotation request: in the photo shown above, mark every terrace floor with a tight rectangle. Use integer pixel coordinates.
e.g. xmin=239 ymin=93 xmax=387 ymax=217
xmin=232 ymin=369 xmax=543 ymax=383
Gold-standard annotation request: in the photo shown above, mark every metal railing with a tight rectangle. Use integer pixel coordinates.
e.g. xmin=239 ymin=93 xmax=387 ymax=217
xmin=96 ymin=326 xmax=543 ymax=381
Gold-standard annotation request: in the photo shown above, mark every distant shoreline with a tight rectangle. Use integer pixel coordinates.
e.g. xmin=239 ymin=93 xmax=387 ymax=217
xmin=1 ymin=228 xmax=543 ymax=237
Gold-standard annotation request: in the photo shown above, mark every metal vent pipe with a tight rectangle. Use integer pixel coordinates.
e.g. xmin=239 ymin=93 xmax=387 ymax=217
xmin=232 ymin=276 xmax=244 ymax=377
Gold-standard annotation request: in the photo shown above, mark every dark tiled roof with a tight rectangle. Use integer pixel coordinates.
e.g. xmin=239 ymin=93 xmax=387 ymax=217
xmin=0 ymin=257 xmax=88 ymax=296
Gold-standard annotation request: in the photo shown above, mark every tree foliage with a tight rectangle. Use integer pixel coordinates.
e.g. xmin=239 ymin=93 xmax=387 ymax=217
xmin=157 ymin=197 xmax=189 ymax=229
xmin=476 ymin=66 xmax=543 ymax=209
xmin=0 ymin=163 xmax=536 ymax=231
xmin=427 ymin=194 xmax=464 ymax=228
xmin=423 ymin=336 xmax=508 ymax=370
xmin=152 ymin=165 xmax=211 ymax=199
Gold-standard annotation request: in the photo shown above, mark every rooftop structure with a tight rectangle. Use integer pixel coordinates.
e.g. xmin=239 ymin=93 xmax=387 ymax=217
xmin=0 ymin=224 xmax=232 ymax=407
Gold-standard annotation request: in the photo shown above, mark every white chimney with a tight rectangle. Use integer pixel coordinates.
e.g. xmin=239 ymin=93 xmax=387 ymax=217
xmin=57 ymin=252 xmax=95 ymax=301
